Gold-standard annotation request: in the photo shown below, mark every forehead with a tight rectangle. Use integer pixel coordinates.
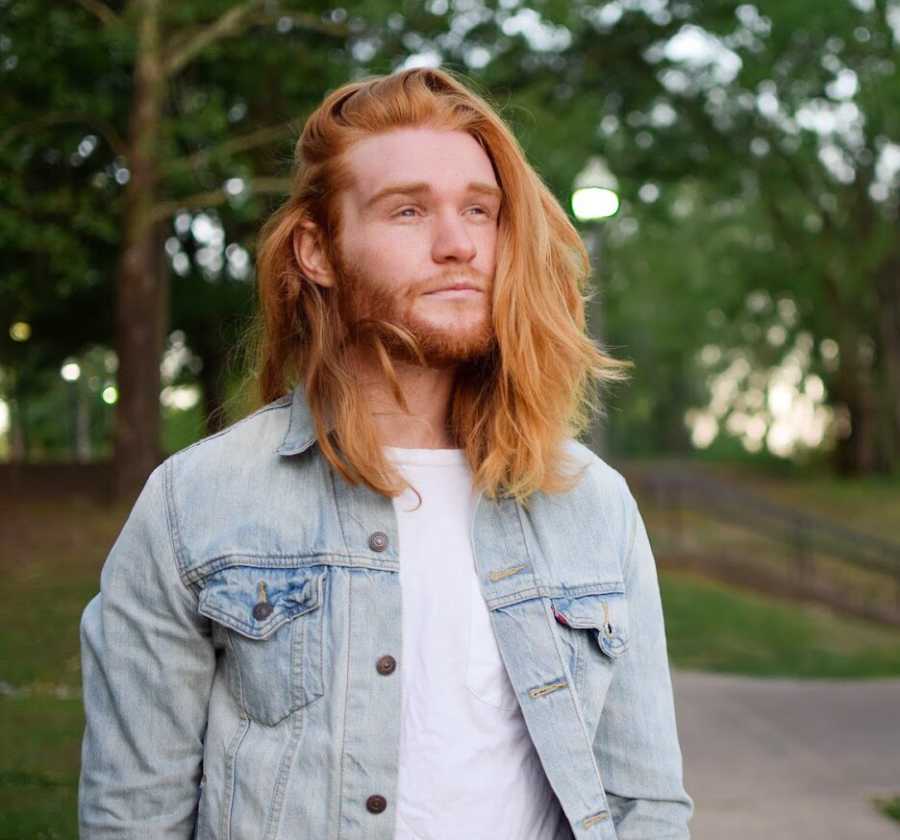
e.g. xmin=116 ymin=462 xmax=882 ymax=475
xmin=341 ymin=127 xmax=499 ymax=207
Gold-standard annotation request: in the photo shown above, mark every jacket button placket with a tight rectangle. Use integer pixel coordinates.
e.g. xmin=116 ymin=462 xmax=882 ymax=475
xmin=330 ymin=478 xmax=403 ymax=837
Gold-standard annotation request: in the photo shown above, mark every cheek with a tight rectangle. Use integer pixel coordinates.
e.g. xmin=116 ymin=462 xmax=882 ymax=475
xmin=476 ymin=228 xmax=498 ymax=272
xmin=358 ymin=237 xmax=429 ymax=281
xmin=342 ymin=246 xmax=419 ymax=300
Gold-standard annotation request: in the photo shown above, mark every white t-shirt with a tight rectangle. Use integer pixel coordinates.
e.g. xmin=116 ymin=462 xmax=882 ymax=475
xmin=384 ymin=445 xmax=567 ymax=840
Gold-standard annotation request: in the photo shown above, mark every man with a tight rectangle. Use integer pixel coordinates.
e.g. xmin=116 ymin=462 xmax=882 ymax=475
xmin=79 ymin=66 xmax=694 ymax=839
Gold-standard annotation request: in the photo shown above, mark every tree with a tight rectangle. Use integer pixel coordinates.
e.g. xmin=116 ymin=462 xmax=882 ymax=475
xmin=2 ymin=0 xmax=352 ymax=494
xmin=599 ymin=0 xmax=900 ymax=473
xmin=5 ymin=0 xmax=897 ymax=486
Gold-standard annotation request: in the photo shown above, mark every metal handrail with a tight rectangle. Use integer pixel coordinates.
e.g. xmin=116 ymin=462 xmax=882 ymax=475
xmin=623 ymin=465 xmax=900 ymax=581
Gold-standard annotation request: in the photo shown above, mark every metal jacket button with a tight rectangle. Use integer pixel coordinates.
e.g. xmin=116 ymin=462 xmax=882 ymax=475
xmin=376 ymin=655 xmax=396 ymax=675
xmin=368 ymin=531 xmax=389 ymax=552
xmin=252 ymin=602 xmax=274 ymax=621
xmin=366 ymin=794 xmax=387 ymax=814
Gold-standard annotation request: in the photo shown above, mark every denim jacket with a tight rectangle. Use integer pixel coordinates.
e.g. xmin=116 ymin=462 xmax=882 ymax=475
xmin=79 ymin=384 xmax=693 ymax=839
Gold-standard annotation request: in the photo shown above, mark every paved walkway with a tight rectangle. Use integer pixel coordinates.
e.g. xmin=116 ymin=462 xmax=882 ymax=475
xmin=672 ymin=670 xmax=900 ymax=839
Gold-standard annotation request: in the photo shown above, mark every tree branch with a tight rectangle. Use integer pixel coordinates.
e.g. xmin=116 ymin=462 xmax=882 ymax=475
xmin=150 ymin=176 xmax=293 ymax=224
xmin=160 ymin=120 xmax=300 ymax=177
xmin=76 ymin=0 xmax=122 ymax=28
xmin=0 ymin=111 xmax=128 ymax=158
xmin=251 ymin=11 xmax=352 ymax=39
xmin=162 ymin=0 xmax=265 ymax=78
xmin=162 ymin=3 xmax=352 ymax=78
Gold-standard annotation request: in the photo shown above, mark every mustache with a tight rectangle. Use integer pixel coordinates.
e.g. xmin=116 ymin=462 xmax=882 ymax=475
xmin=333 ymin=255 xmax=491 ymax=298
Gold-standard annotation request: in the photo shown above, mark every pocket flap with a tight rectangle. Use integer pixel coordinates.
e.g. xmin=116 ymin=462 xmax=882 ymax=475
xmin=198 ymin=566 xmax=325 ymax=640
xmin=551 ymin=591 xmax=629 ymax=658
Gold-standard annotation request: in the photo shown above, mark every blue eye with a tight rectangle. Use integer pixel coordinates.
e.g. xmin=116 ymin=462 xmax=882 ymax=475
xmin=394 ymin=205 xmax=492 ymax=219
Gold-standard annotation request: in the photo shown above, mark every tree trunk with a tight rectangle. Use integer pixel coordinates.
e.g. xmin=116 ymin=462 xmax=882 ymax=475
xmin=113 ymin=0 xmax=166 ymax=499
xmin=831 ymin=329 xmax=879 ymax=476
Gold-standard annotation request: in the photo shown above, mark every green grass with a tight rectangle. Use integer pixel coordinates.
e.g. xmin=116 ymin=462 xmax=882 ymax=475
xmin=661 ymin=569 xmax=900 ymax=677
xmin=0 ymin=495 xmax=121 ymax=839
xmin=0 ymin=698 xmax=82 ymax=840
xmin=874 ymin=795 xmax=900 ymax=825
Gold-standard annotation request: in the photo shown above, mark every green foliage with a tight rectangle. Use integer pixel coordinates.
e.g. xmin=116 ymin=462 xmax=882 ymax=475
xmin=161 ymin=399 xmax=206 ymax=455
xmin=3 ymin=0 xmax=899 ymax=465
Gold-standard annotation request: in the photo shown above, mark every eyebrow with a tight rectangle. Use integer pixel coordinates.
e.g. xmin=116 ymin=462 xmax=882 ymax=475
xmin=363 ymin=180 xmax=504 ymax=210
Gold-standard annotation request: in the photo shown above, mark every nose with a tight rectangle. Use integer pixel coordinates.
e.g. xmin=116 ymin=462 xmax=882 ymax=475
xmin=431 ymin=210 xmax=477 ymax=264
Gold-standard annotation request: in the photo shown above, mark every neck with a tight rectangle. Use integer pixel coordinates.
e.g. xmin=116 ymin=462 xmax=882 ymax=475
xmin=347 ymin=351 xmax=459 ymax=449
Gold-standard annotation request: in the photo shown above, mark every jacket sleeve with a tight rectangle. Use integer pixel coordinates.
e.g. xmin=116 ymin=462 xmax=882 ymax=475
xmin=594 ymin=489 xmax=694 ymax=839
xmin=79 ymin=459 xmax=215 ymax=838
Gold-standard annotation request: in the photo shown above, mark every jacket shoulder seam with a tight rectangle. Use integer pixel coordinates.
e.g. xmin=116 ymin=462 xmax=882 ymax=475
xmin=170 ymin=396 xmax=292 ymax=460
xmin=621 ymin=482 xmax=640 ymax=582
xmin=161 ymin=457 xmax=193 ymax=593
xmin=582 ymin=454 xmax=638 ymax=582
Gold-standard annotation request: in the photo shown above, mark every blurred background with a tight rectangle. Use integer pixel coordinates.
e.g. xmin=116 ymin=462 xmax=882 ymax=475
xmin=1 ymin=0 xmax=899 ymax=837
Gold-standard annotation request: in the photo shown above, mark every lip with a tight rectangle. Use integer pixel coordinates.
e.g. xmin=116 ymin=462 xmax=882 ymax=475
xmin=424 ymin=285 xmax=483 ymax=296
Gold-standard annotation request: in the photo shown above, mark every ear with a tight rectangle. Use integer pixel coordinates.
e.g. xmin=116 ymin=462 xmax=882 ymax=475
xmin=292 ymin=221 xmax=336 ymax=289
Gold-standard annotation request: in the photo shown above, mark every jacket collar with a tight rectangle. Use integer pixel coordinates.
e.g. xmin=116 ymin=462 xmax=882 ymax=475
xmin=274 ymin=384 xmax=332 ymax=456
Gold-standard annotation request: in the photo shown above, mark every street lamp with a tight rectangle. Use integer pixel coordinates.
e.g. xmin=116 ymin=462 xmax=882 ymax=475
xmin=572 ymin=156 xmax=620 ymax=459
xmin=572 ymin=156 xmax=620 ymax=223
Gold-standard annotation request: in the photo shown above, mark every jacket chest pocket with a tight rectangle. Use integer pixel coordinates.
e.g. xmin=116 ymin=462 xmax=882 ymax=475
xmin=198 ymin=565 xmax=327 ymax=726
xmin=549 ymin=589 xmax=630 ymax=700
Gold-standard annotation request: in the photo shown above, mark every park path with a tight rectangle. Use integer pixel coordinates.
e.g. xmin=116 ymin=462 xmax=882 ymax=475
xmin=671 ymin=669 xmax=900 ymax=839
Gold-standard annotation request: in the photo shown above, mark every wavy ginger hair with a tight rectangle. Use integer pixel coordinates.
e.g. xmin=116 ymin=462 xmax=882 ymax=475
xmin=244 ymin=66 xmax=633 ymax=506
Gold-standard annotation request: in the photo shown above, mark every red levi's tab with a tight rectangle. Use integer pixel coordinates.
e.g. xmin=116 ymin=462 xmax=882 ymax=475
xmin=552 ymin=606 xmax=570 ymax=626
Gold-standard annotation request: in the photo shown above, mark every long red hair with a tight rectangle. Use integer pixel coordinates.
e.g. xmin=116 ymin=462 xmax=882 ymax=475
xmin=240 ymin=66 xmax=633 ymax=504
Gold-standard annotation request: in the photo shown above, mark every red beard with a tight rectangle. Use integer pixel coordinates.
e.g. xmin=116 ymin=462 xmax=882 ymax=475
xmin=333 ymin=250 xmax=496 ymax=369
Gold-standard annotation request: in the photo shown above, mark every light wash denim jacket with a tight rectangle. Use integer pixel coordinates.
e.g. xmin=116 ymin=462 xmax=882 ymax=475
xmin=79 ymin=385 xmax=694 ymax=839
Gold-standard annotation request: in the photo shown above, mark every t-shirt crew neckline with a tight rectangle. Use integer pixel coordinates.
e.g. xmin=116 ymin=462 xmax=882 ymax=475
xmin=382 ymin=445 xmax=467 ymax=467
